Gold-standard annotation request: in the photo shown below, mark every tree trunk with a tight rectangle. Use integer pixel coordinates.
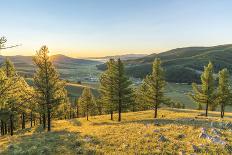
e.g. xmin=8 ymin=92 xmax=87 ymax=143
xmin=10 ymin=114 xmax=14 ymax=136
xmin=4 ymin=123 xmax=7 ymax=134
xmin=154 ymin=102 xmax=158 ymax=118
xmin=205 ymin=101 xmax=208 ymax=117
xmin=1 ymin=120 xmax=4 ymax=135
xmin=118 ymin=100 xmax=122 ymax=122
xmin=22 ymin=113 xmax=25 ymax=129
xmin=43 ymin=113 xmax=46 ymax=130
xmin=47 ymin=108 xmax=51 ymax=132
xmin=76 ymin=106 xmax=79 ymax=118
xmin=34 ymin=118 xmax=36 ymax=126
xmin=86 ymin=109 xmax=89 ymax=121
xmin=30 ymin=111 xmax=33 ymax=128
xmin=39 ymin=114 xmax=42 ymax=124
xmin=110 ymin=110 xmax=113 ymax=120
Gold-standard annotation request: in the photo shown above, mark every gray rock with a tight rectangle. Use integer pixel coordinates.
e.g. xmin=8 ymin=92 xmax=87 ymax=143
xmin=179 ymin=151 xmax=185 ymax=155
xmin=192 ymin=145 xmax=201 ymax=152
xmin=199 ymin=132 xmax=211 ymax=139
xmin=158 ymin=135 xmax=168 ymax=142
xmin=201 ymin=127 xmax=207 ymax=132
xmin=177 ymin=134 xmax=185 ymax=139
xmin=154 ymin=122 xmax=160 ymax=126
xmin=83 ymin=137 xmax=92 ymax=142
xmin=211 ymin=128 xmax=221 ymax=136
xmin=153 ymin=129 xmax=160 ymax=133
xmin=7 ymin=144 xmax=14 ymax=150
xmin=210 ymin=136 xmax=226 ymax=145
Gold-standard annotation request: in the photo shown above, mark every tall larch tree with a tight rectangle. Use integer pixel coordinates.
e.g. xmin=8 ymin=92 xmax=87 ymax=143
xmin=143 ymin=58 xmax=166 ymax=118
xmin=99 ymin=59 xmax=117 ymax=120
xmin=217 ymin=68 xmax=231 ymax=118
xmin=33 ymin=46 xmax=67 ymax=131
xmin=78 ymin=87 xmax=96 ymax=120
xmin=112 ymin=59 xmax=133 ymax=122
xmin=191 ymin=62 xmax=215 ymax=117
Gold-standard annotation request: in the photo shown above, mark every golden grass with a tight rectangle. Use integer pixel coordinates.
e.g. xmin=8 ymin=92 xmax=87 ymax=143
xmin=1 ymin=108 xmax=232 ymax=154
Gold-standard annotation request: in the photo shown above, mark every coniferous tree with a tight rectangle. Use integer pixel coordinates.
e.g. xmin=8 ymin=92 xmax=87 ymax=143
xmin=135 ymin=82 xmax=152 ymax=111
xmin=111 ymin=59 xmax=133 ymax=121
xmin=99 ymin=59 xmax=117 ymax=120
xmin=217 ymin=68 xmax=231 ymax=118
xmin=33 ymin=46 xmax=67 ymax=131
xmin=78 ymin=87 xmax=96 ymax=120
xmin=143 ymin=58 xmax=166 ymax=118
xmin=191 ymin=62 xmax=215 ymax=117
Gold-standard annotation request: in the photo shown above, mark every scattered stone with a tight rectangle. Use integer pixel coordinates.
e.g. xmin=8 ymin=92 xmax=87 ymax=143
xmin=210 ymin=136 xmax=226 ymax=145
xmin=201 ymin=127 xmax=207 ymax=132
xmin=158 ymin=135 xmax=168 ymax=142
xmin=7 ymin=144 xmax=14 ymax=150
xmin=153 ymin=129 xmax=159 ymax=133
xmin=178 ymin=151 xmax=185 ymax=155
xmin=199 ymin=132 xmax=211 ymax=139
xmin=211 ymin=128 xmax=221 ymax=136
xmin=154 ymin=121 xmax=160 ymax=126
xmin=177 ymin=134 xmax=185 ymax=139
xmin=192 ymin=145 xmax=201 ymax=153
xmin=83 ymin=136 xmax=92 ymax=142
xmin=144 ymin=133 xmax=150 ymax=137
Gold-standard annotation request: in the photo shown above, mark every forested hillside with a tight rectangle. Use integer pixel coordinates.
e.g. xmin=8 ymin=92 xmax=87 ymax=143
xmin=97 ymin=44 xmax=232 ymax=83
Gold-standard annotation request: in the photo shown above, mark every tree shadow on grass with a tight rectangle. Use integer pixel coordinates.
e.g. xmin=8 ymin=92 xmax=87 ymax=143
xmin=1 ymin=126 xmax=105 ymax=155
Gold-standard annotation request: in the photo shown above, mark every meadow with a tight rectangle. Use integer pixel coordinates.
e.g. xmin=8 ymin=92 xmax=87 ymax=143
xmin=1 ymin=108 xmax=232 ymax=154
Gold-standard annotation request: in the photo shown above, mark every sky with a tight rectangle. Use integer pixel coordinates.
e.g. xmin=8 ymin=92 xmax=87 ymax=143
xmin=1 ymin=0 xmax=232 ymax=57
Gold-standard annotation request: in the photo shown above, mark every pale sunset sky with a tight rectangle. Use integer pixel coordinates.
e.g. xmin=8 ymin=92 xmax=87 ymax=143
xmin=1 ymin=0 xmax=232 ymax=57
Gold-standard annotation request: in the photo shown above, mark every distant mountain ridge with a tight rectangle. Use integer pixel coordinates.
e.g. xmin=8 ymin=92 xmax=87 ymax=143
xmin=89 ymin=54 xmax=147 ymax=60
xmin=0 ymin=54 xmax=102 ymax=78
xmin=97 ymin=44 xmax=232 ymax=83
xmin=0 ymin=54 xmax=101 ymax=65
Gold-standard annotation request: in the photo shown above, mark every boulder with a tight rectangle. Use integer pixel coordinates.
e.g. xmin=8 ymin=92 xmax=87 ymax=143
xmin=7 ymin=144 xmax=14 ymax=150
xmin=192 ymin=145 xmax=201 ymax=153
xmin=158 ymin=135 xmax=168 ymax=142
xmin=199 ymin=132 xmax=211 ymax=139
xmin=210 ymin=136 xmax=226 ymax=145
xmin=211 ymin=128 xmax=221 ymax=136
xmin=177 ymin=134 xmax=185 ymax=139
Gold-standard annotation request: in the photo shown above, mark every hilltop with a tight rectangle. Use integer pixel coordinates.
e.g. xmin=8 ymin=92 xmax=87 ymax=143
xmin=97 ymin=44 xmax=232 ymax=83
xmin=1 ymin=109 xmax=232 ymax=154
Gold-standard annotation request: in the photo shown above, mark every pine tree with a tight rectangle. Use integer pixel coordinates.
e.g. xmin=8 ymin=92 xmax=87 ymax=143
xmin=135 ymin=82 xmax=152 ymax=111
xmin=191 ymin=62 xmax=215 ymax=117
xmin=33 ymin=46 xmax=67 ymax=131
xmin=99 ymin=59 xmax=117 ymax=120
xmin=111 ymin=59 xmax=133 ymax=121
xmin=143 ymin=58 xmax=166 ymax=118
xmin=78 ymin=87 xmax=96 ymax=120
xmin=217 ymin=68 xmax=231 ymax=118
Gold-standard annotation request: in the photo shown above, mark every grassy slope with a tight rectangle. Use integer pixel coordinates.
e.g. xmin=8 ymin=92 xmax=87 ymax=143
xmin=1 ymin=109 xmax=232 ymax=154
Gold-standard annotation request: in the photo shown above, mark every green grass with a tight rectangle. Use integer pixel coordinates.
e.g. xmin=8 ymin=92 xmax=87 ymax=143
xmin=1 ymin=108 xmax=232 ymax=154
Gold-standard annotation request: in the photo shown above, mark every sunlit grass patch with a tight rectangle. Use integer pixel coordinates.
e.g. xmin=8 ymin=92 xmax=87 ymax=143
xmin=1 ymin=108 xmax=232 ymax=154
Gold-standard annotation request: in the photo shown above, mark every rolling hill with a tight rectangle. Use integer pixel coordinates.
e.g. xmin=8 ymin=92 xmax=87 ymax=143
xmin=97 ymin=44 xmax=232 ymax=83
xmin=0 ymin=54 xmax=103 ymax=82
